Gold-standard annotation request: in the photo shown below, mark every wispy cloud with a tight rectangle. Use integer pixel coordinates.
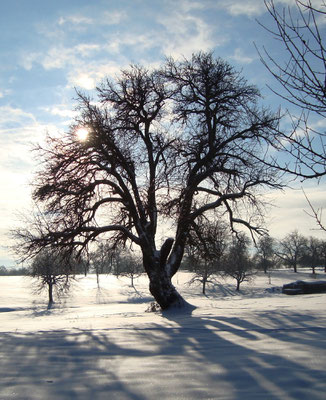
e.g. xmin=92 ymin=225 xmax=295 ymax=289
xmin=58 ymin=10 xmax=126 ymax=27
xmin=229 ymin=48 xmax=255 ymax=64
xmin=58 ymin=15 xmax=93 ymax=26
xmin=157 ymin=13 xmax=220 ymax=58
xmin=218 ymin=0 xmax=266 ymax=17
xmin=218 ymin=0 xmax=325 ymax=18
xmin=263 ymin=186 xmax=326 ymax=239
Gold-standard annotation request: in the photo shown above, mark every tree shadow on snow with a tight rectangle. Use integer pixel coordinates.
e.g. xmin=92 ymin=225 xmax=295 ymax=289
xmin=159 ymin=308 xmax=326 ymax=399
xmin=1 ymin=309 xmax=326 ymax=399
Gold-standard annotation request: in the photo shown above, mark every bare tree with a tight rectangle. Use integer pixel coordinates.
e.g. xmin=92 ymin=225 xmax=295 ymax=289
xmin=115 ymin=249 xmax=143 ymax=289
xmin=254 ymin=234 xmax=276 ymax=273
xmin=301 ymin=236 xmax=321 ymax=275
xmin=187 ymin=218 xmax=229 ymax=295
xmin=13 ymin=53 xmax=283 ymax=310
xmin=222 ymin=233 xmax=255 ymax=291
xmin=90 ymin=241 xmax=116 ymax=287
xmin=318 ymin=240 xmax=326 ymax=272
xmin=30 ymin=249 xmax=76 ymax=307
xmin=277 ymin=230 xmax=307 ymax=272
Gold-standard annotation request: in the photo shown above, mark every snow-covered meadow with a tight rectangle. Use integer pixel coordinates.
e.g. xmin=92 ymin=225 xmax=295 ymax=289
xmin=1 ymin=270 xmax=326 ymax=399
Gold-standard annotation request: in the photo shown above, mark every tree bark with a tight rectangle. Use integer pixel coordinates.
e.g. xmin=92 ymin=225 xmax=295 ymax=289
xmin=148 ymin=269 xmax=186 ymax=310
xmin=202 ymin=279 xmax=206 ymax=295
xmin=142 ymin=247 xmax=192 ymax=310
xmin=48 ymin=282 xmax=54 ymax=304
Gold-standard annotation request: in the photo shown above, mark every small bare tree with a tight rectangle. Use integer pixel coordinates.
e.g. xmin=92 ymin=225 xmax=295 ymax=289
xmin=186 ymin=219 xmax=229 ymax=295
xmin=254 ymin=235 xmax=276 ymax=274
xmin=301 ymin=236 xmax=321 ymax=275
xmin=277 ymin=230 xmax=307 ymax=272
xmin=223 ymin=234 xmax=255 ymax=291
xmin=90 ymin=241 xmax=116 ymax=287
xmin=115 ymin=249 xmax=143 ymax=289
xmin=30 ymin=249 xmax=76 ymax=307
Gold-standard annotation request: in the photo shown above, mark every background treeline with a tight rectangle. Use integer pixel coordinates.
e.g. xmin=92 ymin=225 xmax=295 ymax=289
xmin=2 ymin=228 xmax=326 ymax=280
xmin=2 ymin=226 xmax=326 ymax=304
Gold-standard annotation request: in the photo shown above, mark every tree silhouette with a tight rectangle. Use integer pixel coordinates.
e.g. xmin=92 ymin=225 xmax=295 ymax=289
xmin=14 ymin=53 xmax=283 ymax=310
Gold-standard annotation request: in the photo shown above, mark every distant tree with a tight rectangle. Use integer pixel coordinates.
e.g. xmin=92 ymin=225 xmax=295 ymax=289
xmin=90 ymin=241 xmax=116 ymax=287
xmin=13 ymin=52 xmax=284 ymax=310
xmin=223 ymin=233 xmax=255 ymax=291
xmin=186 ymin=219 xmax=229 ymax=295
xmin=319 ymin=240 xmax=326 ymax=273
xmin=30 ymin=249 xmax=76 ymax=307
xmin=0 ymin=265 xmax=8 ymax=276
xmin=115 ymin=249 xmax=142 ymax=288
xmin=277 ymin=231 xmax=307 ymax=272
xmin=301 ymin=236 xmax=321 ymax=275
xmin=254 ymin=235 xmax=276 ymax=273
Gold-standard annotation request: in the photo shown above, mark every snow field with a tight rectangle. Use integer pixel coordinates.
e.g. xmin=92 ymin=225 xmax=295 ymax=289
xmin=0 ymin=270 xmax=326 ymax=399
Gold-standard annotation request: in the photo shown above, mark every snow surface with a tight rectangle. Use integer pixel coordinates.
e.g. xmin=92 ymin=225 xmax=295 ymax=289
xmin=1 ymin=270 xmax=326 ymax=399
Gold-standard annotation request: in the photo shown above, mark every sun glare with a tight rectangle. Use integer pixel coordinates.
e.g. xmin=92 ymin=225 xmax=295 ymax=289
xmin=75 ymin=127 xmax=89 ymax=142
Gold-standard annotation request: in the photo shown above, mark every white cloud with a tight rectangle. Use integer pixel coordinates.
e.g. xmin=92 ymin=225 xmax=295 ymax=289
xmin=0 ymin=106 xmax=63 ymax=256
xmin=42 ymin=105 xmax=76 ymax=119
xmin=217 ymin=0 xmax=326 ymax=17
xmin=58 ymin=10 xmax=126 ymax=27
xmin=218 ymin=0 xmax=266 ymax=17
xmin=100 ymin=10 xmax=127 ymax=25
xmin=42 ymin=43 xmax=101 ymax=70
xmin=229 ymin=48 xmax=255 ymax=64
xmin=21 ymin=43 xmax=101 ymax=71
xmin=158 ymin=13 xmax=220 ymax=58
xmin=66 ymin=62 xmax=123 ymax=90
xmin=263 ymin=186 xmax=326 ymax=239
xmin=58 ymin=15 xmax=93 ymax=26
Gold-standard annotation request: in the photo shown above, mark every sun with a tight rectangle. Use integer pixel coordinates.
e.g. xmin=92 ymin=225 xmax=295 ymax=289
xmin=75 ymin=127 xmax=89 ymax=142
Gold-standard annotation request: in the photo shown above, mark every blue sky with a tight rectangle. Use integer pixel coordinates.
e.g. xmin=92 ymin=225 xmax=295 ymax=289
xmin=1 ymin=0 xmax=325 ymax=266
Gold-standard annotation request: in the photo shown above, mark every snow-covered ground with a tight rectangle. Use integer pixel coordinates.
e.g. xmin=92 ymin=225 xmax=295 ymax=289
xmin=1 ymin=270 xmax=326 ymax=399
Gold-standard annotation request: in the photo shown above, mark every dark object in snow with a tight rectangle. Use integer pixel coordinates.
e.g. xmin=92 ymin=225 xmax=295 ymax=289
xmin=282 ymin=280 xmax=326 ymax=295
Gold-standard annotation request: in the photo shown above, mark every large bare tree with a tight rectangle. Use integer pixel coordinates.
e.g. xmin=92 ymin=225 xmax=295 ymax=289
xmin=14 ymin=53 xmax=283 ymax=310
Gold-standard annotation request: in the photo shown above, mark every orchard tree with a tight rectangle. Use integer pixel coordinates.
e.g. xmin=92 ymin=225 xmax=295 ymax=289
xmin=301 ymin=236 xmax=321 ymax=275
xmin=223 ymin=233 xmax=254 ymax=291
xmin=319 ymin=240 xmax=326 ymax=273
xmin=254 ymin=234 xmax=276 ymax=273
xmin=30 ymin=249 xmax=76 ymax=307
xmin=14 ymin=52 xmax=283 ymax=310
xmin=115 ymin=249 xmax=143 ymax=288
xmin=277 ymin=230 xmax=307 ymax=272
xmin=187 ymin=218 xmax=229 ymax=295
xmin=90 ymin=241 xmax=116 ymax=287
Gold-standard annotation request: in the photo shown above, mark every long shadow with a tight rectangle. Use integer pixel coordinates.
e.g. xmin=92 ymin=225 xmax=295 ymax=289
xmin=159 ymin=308 xmax=326 ymax=399
xmin=0 ymin=329 xmax=148 ymax=400
xmin=1 ymin=307 xmax=326 ymax=399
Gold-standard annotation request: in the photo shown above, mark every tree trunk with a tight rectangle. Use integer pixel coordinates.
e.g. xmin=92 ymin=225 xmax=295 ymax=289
xmin=48 ymin=282 xmax=54 ymax=304
xmin=236 ymin=279 xmax=240 ymax=291
xmin=148 ymin=268 xmax=188 ymax=310
xmin=141 ymin=238 xmax=194 ymax=311
xmin=202 ymin=279 xmax=206 ymax=295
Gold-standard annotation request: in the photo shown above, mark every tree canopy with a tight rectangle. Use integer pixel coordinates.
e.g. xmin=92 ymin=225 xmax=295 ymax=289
xmin=14 ymin=52 xmax=284 ymax=310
